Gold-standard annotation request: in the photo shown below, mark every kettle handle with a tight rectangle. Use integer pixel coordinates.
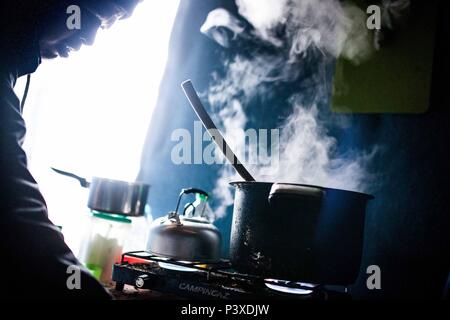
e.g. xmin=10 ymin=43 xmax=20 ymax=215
xmin=180 ymin=188 xmax=208 ymax=197
xmin=174 ymin=188 xmax=209 ymax=214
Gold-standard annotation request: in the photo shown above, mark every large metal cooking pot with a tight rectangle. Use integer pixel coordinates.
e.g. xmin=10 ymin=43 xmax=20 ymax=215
xmin=230 ymin=181 xmax=374 ymax=285
xmin=51 ymin=168 xmax=150 ymax=216
xmin=146 ymin=188 xmax=221 ymax=263
xmin=180 ymin=80 xmax=374 ymax=284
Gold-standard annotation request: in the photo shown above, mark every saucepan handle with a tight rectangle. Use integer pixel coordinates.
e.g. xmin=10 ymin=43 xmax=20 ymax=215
xmin=51 ymin=167 xmax=91 ymax=188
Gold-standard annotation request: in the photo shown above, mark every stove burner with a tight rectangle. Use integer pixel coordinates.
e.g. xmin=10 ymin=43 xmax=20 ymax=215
xmin=112 ymin=251 xmax=350 ymax=300
xmin=265 ymin=279 xmax=316 ymax=295
xmin=158 ymin=262 xmax=200 ymax=272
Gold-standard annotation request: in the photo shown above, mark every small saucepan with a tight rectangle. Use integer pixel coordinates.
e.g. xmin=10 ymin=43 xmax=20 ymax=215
xmin=51 ymin=168 xmax=150 ymax=216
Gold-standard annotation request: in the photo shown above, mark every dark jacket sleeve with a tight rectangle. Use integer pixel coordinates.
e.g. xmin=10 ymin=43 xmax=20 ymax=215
xmin=0 ymin=69 xmax=112 ymax=300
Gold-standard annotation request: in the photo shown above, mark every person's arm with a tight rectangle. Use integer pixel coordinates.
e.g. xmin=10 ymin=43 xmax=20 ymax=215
xmin=0 ymin=69 xmax=112 ymax=299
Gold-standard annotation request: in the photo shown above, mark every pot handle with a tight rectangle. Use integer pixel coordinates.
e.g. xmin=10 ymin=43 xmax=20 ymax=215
xmin=51 ymin=167 xmax=91 ymax=188
xmin=268 ymin=183 xmax=324 ymax=202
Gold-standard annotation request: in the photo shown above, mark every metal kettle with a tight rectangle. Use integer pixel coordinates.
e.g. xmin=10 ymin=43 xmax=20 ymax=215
xmin=146 ymin=188 xmax=221 ymax=263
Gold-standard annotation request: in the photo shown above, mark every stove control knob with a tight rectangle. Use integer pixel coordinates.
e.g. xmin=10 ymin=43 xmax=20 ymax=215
xmin=135 ymin=274 xmax=150 ymax=288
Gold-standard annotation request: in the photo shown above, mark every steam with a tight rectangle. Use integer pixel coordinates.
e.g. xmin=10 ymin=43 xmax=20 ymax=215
xmin=200 ymin=0 xmax=377 ymax=219
xmin=235 ymin=0 xmax=288 ymax=46
xmin=235 ymin=0 xmax=373 ymax=63
xmin=200 ymin=8 xmax=246 ymax=47
xmin=272 ymin=102 xmax=375 ymax=189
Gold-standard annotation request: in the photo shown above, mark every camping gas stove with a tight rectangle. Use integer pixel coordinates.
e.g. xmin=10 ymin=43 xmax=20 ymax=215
xmin=112 ymin=251 xmax=350 ymax=300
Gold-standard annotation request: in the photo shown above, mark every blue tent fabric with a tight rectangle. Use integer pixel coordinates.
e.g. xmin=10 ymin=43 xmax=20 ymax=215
xmin=139 ymin=0 xmax=450 ymax=299
xmin=138 ymin=0 xmax=244 ymax=256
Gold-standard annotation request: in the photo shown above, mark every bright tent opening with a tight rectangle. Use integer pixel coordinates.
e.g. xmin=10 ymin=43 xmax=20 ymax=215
xmin=14 ymin=1 xmax=180 ymax=254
